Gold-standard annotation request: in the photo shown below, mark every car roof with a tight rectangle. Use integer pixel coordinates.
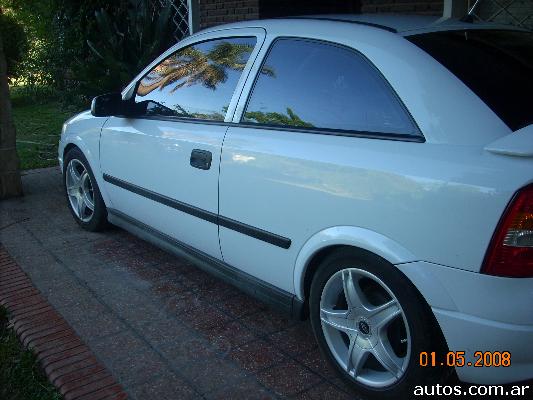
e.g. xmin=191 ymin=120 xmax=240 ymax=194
xmin=199 ymin=13 xmax=528 ymax=36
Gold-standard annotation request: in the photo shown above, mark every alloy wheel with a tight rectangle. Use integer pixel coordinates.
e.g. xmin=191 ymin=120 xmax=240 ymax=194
xmin=66 ymin=159 xmax=95 ymax=223
xmin=320 ymin=267 xmax=411 ymax=388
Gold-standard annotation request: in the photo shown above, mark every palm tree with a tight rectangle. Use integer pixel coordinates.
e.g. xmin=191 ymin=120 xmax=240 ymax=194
xmin=0 ymin=30 xmax=23 ymax=198
xmin=244 ymin=107 xmax=314 ymax=128
xmin=137 ymin=41 xmax=272 ymax=96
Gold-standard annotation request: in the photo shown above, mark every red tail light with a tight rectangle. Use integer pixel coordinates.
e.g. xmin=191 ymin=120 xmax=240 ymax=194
xmin=482 ymin=184 xmax=533 ymax=278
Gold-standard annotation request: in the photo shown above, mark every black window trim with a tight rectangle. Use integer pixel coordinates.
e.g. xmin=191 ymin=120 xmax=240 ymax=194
xmin=231 ymin=121 xmax=424 ymax=142
xmin=105 ymin=114 xmax=423 ymax=142
xmin=238 ymin=36 xmax=425 ymax=143
xmin=127 ymin=34 xmax=259 ymax=124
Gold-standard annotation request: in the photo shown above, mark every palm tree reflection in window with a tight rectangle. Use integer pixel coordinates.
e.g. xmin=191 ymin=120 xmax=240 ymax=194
xmin=135 ymin=38 xmax=268 ymax=121
xmin=245 ymin=108 xmax=314 ymax=128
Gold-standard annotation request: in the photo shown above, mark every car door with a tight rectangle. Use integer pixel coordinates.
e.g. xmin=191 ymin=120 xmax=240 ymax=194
xmin=218 ymin=37 xmax=421 ymax=292
xmin=100 ymin=29 xmax=265 ymax=259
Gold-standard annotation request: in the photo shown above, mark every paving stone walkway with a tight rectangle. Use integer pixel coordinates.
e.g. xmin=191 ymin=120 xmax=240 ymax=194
xmin=0 ymin=167 xmax=357 ymax=400
xmin=0 ymin=247 xmax=128 ymax=400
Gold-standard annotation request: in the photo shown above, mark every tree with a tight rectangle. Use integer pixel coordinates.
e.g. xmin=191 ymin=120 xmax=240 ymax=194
xmin=137 ymin=41 xmax=274 ymax=97
xmin=83 ymin=0 xmax=174 ymax=96
xmin=0 ymin=11 xmax=27 ymax=79
xmin=137 ymin=43 xmax=254 ymax=96
xmin=244 ymin=108 xmax=314 ymax=128
xmin=0 ymin=30 xmax=23 ymax=198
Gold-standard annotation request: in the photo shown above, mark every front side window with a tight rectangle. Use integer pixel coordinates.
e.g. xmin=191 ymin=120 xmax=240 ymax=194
xmin=243 ymin=38 xmax=418 ymax=135
xmin=135 ymin=37 xmax=257 ymax=121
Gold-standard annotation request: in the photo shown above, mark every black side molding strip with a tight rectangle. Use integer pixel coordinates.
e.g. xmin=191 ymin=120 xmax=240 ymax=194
xmin=107 ymin=208 xmax=305 ymax=319
xmin=218 ymin=215 xmax=291 ymax=249
xmin=103 ymin=173 xmax=291 ymax=249
xmin=103 ymin=173 xmax=218 ymax=224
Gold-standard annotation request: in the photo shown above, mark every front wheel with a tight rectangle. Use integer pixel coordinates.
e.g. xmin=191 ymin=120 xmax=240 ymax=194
xmin=63 ymin=147 xmax=108 ymax=231
xmin=309 ymin=248 xmax=446 ymax=399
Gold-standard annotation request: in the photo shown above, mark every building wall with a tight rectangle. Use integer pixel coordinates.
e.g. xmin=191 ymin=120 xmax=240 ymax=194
xmin=199 ymin=0 xmax=260 ymax=29
xmin=361 ymin=0 xmax=443 ymax=16
xmin=198 ymin=0 xmax=363 ymax=29
xmin=196 ymin=0 xmax=533 ymax=31
xmin=258 ymin=0 xmax=361 ymax=19
xmin=197 ymin=0 xmax=446 ymax=30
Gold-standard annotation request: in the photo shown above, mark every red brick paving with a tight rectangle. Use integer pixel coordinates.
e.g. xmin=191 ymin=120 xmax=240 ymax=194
xmin=0 ymin=167 xmax=363 ymax=399
xmin=229 ymin=339 xmax=287 ymax=373
xmin=0 ymin=246 xmax=128 ymax=400
xmin=257 ymin=359 xmax=324 ymax=397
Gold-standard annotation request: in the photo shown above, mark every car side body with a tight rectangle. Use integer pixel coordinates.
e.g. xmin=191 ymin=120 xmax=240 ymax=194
xmin=59 ymin=15 xmax=533 ymax=386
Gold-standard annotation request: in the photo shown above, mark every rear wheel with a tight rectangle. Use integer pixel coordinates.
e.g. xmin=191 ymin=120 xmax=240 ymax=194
xmin=63 ymin=147 xmax=107 ymax=231
xmin=309 ymin=248 xmax=445 ymax=399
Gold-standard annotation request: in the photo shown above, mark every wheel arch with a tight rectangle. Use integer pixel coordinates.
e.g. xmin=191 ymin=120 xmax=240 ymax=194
xmin=63 ymin=142 xmax=79 ymax=161
xmin=294 ymin=226 xmax=418 ymax=303
xmin=62 ymin=137 xmax=112 ymax=208
xmin=296 ymin=227 xmax=451 ymax=358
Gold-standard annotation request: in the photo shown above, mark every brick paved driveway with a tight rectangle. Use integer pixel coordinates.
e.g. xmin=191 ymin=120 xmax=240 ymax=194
xmin=0 ymin=167 xmax=357 ymax=399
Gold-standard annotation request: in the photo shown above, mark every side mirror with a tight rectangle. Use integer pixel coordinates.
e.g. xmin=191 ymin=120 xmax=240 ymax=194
xmin=91 ymin=93 xmax=123 ymax=117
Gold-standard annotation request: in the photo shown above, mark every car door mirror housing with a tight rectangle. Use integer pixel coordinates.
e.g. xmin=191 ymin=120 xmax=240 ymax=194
xmin=91 ymin=93 xmax=124 ymax=117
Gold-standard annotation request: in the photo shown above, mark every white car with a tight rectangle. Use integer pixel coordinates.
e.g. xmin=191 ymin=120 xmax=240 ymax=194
xmin=59 ymin=14 xmax=533 ymax=398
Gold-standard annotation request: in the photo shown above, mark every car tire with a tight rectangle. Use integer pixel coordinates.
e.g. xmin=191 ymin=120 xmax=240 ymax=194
xmin=309 ymin=247 xmax=447 ymax=399
xmin=63 ymin=147 xmax=108 ymax=231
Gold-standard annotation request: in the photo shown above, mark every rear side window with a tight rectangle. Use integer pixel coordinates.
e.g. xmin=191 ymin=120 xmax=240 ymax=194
xmin=408 ymin=30 xmax=533 ymax=131
xmin=135 ymin=37 xmax=256 ymax=121
xmin=242 ymin=38 xmax=419 ymax=136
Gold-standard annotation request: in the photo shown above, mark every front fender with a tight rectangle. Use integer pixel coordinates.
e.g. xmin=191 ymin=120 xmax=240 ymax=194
xmin=60 ymin=112 xmax=111 ymax=207
xmin=293 ymin=226 xmax=417 ymax=300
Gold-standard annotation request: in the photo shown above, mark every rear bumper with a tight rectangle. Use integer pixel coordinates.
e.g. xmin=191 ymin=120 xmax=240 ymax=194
xmin=396 ymin=261 xmax=533 ymax=384
xmin=432 ymin=307 xmax=533 ymax=384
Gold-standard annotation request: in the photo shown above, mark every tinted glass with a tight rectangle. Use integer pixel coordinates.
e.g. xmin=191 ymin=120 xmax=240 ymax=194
xmin=408 ymin=30 xmax=533 ymax=131
xmin=135 ymin=37 xmax=256 ymax=121
xmin=243 ymin=38 xmax=417 ymax=135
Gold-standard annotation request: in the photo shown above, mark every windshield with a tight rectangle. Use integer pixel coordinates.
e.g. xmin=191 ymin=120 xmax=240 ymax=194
xmin=408 ymin=29 xmax=533 ymax=132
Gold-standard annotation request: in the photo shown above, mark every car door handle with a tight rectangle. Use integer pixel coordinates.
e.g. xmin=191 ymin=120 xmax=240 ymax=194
xmin=190 ymin=149 xmax=212 ymax=170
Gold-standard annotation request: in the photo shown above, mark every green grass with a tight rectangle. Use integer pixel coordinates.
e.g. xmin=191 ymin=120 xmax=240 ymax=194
xmin=11 ymin=86 xmax=83 ymax=170
xmin=0 ymin=307 xmax=62 ymax=400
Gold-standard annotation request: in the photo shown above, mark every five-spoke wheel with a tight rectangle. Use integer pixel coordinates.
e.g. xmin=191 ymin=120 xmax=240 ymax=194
xmin=63 ymin=147 xmax=107 ymax=231
xmin=66 ymin=159 xmax=95 ymax=222
xmin=320 ymin=268 xmax=410 ymax=388
xmin=310 ymin=248 xmax=445 ymax=399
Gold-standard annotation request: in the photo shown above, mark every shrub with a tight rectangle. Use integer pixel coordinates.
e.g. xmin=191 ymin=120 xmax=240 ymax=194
xmin=76 ymin=0 xmax=174 ymax=102
xmin=2 ymin=0 xmax=177 ymax=106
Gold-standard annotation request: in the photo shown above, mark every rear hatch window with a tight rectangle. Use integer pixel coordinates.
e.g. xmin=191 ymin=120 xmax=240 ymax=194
xmin=407 ymin=30 xmax=533 ymax=131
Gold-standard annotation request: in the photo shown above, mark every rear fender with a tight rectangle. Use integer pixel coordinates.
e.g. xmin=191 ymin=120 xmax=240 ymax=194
xmin=293 ymin=226 xmax=417 ymax=300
